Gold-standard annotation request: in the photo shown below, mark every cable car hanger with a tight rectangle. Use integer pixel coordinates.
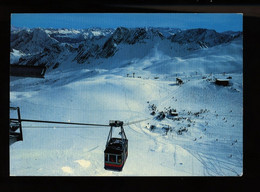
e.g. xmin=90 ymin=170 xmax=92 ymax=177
xmin=104 ymin=120 xmax=128 ymax=171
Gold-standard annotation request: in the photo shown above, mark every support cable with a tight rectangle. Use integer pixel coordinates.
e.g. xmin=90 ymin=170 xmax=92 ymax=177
xmin=10 ymin=117 xmax=152 ymax=129
xmin=10 ymin=118 xmax=110 ymax=127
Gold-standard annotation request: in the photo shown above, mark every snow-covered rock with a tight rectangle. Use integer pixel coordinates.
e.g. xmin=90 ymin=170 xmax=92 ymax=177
xmin=170 ymin=28 xmax=240 ymax=50
xmin=11 ymin=28 xmax=59 ymax=54
xmin=10 ymin=49 xmax=25 ymax=64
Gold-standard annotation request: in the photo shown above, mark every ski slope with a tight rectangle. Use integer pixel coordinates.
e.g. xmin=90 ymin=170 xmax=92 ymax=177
xmin=10 ymin=37 xmax=243 ymax=176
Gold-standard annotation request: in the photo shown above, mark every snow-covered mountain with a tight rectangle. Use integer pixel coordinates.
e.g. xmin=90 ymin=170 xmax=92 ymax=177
xmin=10 ymin=27 xmax=242 ymax=70
xmin=46 ymin=28 xmax=115 ymax=43
xmin=11 ymin=28 xmax=59 ymax=54
xmin=170 ymin=28 xmax=242 ymax=50
xmin=10 ymin=26 xmax=243 ymax=176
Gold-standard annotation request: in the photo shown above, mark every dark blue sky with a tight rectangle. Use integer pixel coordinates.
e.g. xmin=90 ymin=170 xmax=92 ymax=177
xmin=11 ymin=13 xmax=243 ymax=32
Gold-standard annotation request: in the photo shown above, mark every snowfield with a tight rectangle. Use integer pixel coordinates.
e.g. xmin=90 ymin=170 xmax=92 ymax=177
xmin=10 ymin=28 xmax=243 ymax=176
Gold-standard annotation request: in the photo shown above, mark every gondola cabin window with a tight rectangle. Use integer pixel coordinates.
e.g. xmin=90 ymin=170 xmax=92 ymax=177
xmin=109 ymin=155 xmax=116 ymax=162
xmin=105 ymin=154 xmax=108 ymax=161
xmin=105 ymin=154 xmax=122 ymax=164
xmin=118 ymin=155 xmax=122 ymax=163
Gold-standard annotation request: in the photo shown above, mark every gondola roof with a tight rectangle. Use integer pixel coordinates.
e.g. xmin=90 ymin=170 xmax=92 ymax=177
xmin=104 ymin=138 xmax=128 ymax=154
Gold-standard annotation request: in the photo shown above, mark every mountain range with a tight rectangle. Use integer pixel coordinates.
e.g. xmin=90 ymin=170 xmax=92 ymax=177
xmin=10 ymin=27 xmax=242 ymax=71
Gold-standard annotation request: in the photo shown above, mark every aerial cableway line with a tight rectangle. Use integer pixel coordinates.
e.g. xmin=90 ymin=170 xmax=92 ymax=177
xmin=9 ymin=118 xmax=110 ymax=127
xmin=9 ymin=116 xmax=152 ymax=129
xmin=10 ymin=106 xmax=151 ymax=171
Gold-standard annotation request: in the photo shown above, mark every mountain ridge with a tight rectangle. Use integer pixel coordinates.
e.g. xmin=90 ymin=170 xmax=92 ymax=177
xmin=10 ymin=27 xmax=242 ymax=71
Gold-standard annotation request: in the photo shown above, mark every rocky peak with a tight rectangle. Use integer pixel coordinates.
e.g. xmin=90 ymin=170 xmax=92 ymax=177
xmin=171 ymin=28 xmax=235 ymax=47
xmin=11 ymin=28 xmax=58 ymax=54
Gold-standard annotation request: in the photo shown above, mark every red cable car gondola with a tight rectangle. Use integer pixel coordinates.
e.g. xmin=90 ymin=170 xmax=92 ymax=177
xmin=104 ymin=120 xmax=128 ymax=171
